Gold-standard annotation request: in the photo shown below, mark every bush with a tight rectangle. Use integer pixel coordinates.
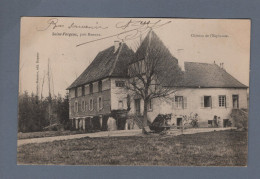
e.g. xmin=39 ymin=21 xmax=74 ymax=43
xmin=182 ymin=113 xmax=199 ymax=129
xmin=231 ymin=109 xmax=248 ymax=130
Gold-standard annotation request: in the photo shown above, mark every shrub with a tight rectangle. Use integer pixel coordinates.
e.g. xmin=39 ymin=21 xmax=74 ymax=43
xmin=230 ymin=109 xmax=248 ymax=130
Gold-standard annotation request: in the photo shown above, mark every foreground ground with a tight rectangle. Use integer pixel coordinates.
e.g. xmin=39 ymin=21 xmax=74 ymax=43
xmin=17 ymin=130 xmax=247 ymax=166
xmin=17 ymin=130 xmax=83 ymax=140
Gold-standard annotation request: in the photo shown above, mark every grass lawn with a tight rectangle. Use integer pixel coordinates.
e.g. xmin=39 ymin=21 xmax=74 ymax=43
xmin=17 ymin=130 xmax=247 ymax=166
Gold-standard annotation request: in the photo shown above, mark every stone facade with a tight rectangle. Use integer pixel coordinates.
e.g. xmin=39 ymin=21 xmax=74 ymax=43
xmin=128 ymin=87 xmax=248 ymax=128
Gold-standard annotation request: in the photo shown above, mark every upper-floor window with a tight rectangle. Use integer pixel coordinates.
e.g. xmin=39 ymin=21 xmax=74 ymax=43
xmin=204 ymin=96 xmax=212 ymax=108
xmin=75 ymin=88 xmax=78 ymax=97
xmin=98 ymin=81 xmax=102 ymax=92
xmin=118 ymin=100 xmax=124 ymax=109
xmin=82 ymin=86 xmax=85 ymax=96
xmin=89 ymin=83 xmax=93 ymax=94
xmin=175 ymin=96 xmax=183 ymax=109
xmin=219 ymin=95 xmax=226 ymax=107
xmin=116 ymin=81 xmax=125 ymax=87
xmin=69 ymin=89 xmax=75 ymax=98
xmin=232 ymin=95 xmax=239 ymax=109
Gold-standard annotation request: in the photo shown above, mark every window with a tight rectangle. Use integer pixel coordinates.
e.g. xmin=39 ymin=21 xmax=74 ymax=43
xmin=115 ymin=81 xmax=125 ymax=87
xmin=89 ymin=83 xmax=93 ymax=94
xmin=175 ymin=96 xmax=184 ymax=109
xmin=98 ymin=81 xmax=102 ymax=92
xmin=74 ymin=101 xmax=78 ymax=113
xmin=81 ymin=101 xmax=85 ymax=111
xmin=232 ymin=95 xmax=239 ymax=109
xmin=204 ymin=96 xmax=212 ymax=107
xmin=77 ymin=87 xmax=82 ymax=96
xmin=148 ymin=99 xmax=153 ymax=111
xmin=89 ymin=98 xmax=94 ymax=111
xmin=118 ymin=100 xmax=124 ymax=109
xmin=97 ymin=97 xmax=103 ymax=110
xmin=219 ymin=95 xmax=226 ymax=107
xmin=75 ymin=88 xmax=78 ymax=97
xmin=69 ymin=89 xmax=75 ymax=98
xmin=82 ymin=86 xmax=85 ymax=96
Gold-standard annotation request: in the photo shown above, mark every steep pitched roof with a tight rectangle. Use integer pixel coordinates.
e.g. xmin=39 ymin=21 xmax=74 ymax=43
xmin=134 ymin=31 xmax=247 ymax=89
xmin=67 ymin=43 xmax=134 ymax=90
xmin=134 ymin=31 xmax=178 ymax=65
xmin=132 ymin=30 xmax=183 ymax=86
xmin=171 ymin=62 xmax=248 ymax=88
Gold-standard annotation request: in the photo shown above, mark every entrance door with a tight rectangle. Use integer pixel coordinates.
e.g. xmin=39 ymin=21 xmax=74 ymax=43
xmin=232 ymin=95 xmax=239 ymax=109
xmin=223 ymin=119 xmax=230 ymax=127
xmin=177 ymin=118 xmax=183 ymax=129
xmin=135 ymin=99 xmax=141 ymax=116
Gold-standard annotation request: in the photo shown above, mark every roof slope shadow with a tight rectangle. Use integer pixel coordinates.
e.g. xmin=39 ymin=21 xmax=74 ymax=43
xmin=67 ymin=43 xmax=135 ymax=90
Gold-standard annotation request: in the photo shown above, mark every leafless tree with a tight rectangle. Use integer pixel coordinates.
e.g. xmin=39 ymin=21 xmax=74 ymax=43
xmin=127 ymin=31 xmax=183 ymax=132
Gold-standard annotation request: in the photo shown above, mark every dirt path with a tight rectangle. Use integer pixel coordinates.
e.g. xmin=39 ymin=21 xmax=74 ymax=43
xmin=17 ymin=127 xmax=236 ymax=147
xmin=17 ymin=129 xmax=142 ymax=146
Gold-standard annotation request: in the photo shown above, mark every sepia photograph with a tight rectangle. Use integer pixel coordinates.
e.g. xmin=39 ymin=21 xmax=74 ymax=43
xmin=17 ymin=17 xmax=250 ymax=166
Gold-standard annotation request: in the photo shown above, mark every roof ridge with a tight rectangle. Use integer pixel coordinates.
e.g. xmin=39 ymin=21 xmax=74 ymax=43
xmin=109 ymin=43 xmax=124 ymax=76
xmin=184 ymin=61 xmax=216 ymax=65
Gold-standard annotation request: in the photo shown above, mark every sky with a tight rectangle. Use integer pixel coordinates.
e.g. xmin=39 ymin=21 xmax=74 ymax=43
xmin=19 ymin=17 xmax=251 ymax=97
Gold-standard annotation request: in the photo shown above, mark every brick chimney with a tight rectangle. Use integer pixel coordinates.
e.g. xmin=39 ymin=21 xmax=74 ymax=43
xmin=178 ymin=59 xmax=185 ymax=71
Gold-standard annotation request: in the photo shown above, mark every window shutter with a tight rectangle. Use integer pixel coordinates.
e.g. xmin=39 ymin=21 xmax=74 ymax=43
xmin=226 ymin=95 xmax=229 ymax=108
xmin=172 ymin=99 xmax=175 ymax=109
xmin=212 ymin=96 xmax=216 ymax=108
xmin=184 ymin=97 xmax=187 ymax=109
xmin=97 ymin=97 xmax=99 ymax=111
xmin=200 ymin=96 xmax=204 ymax=108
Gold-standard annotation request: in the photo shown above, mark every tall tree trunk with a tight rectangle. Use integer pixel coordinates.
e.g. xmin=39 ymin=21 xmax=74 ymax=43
xmin=143 ymin=99 xmax=148 ymax=127
xmin=142 ymin=98 xmax=148 ymax=134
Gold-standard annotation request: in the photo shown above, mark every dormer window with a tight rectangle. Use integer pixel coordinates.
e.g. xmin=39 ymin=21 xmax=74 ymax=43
xmin=82 ymin=86 xmax=85 ymax=96
xmin=116 ymin=81 xmax=125 ymax=87
xmin=75 ymin=88 xmax=78 ymax=97
xmin=98 ymin=81 xmax=102 ymax=92
xmin=89 ymin=83 xmax=93 ymax=94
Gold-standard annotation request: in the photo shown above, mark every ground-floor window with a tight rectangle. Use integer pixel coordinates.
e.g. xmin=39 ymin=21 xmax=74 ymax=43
xmin=97 ymin=96 xmax=103 ymax=110
xmin=89 ymin=98 xmax=94 ymax=111
xmin=74 ymin=101 xmax=78 ymax=113
xmin=81 ymin=100 xmax=85 ymax=111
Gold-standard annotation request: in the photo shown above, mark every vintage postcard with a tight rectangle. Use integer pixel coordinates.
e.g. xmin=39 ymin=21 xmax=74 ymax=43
xmin=18 ymin=17 xmax=250 ymax=166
